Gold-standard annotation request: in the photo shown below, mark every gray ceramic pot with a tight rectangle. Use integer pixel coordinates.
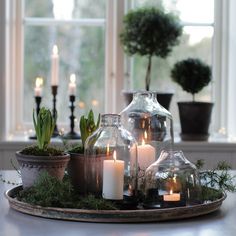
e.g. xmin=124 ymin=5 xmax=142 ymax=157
xmin=15 ymin=151 xmax=70 ymax=188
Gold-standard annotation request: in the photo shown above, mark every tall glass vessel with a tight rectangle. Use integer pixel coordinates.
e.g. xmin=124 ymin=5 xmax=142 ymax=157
xmin=84 ymin=114 xmax=137 ymax=200
xmin=120 ymin=91 xmax=174 ymax=189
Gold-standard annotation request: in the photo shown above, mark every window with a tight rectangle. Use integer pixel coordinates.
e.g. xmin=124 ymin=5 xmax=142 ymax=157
xmin=124 ymin=0 xmax=214 ymax=131
xmin=23 ymin=0 xmax=106 ymax=129
xmin=2 ymin=0 xmax=236 ymax=140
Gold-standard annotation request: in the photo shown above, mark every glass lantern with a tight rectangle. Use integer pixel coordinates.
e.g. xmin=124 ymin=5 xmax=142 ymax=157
xmin=144 ymin=150 xmax=202 ymax=208
xmin=120 ymin=91 xmax=174 ymax=190
xmin=84 ymin=114 xmax=138 ymax=201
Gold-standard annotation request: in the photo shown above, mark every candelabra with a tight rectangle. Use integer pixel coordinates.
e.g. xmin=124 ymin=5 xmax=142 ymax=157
xmin=64 ymin=95 xmax=80 ymax=139
xmin=29 ymin=96 xmax=42 ymax=139
xmin=51 ymin=85 xmax=59 ymax=137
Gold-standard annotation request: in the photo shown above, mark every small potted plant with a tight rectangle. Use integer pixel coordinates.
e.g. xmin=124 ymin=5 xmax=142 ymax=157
xmin=16 ymin=107 xmax=70 ymax=188
xmin=67 ymin=110 xmax=100 ymax=193
xmin=120 ymin=7 xmax=182 ymax=109
xmin=171 ymin=58 xmax=212 ymax=141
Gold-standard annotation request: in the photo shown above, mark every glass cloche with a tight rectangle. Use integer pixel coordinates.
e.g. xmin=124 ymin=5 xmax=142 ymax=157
xmin=144 ymin=150 xmax=202 ymax=208
xmin=84 ymin=114 xmax=138 ymax=201
xmin=120 ymin=91 xmax=174 ymax=189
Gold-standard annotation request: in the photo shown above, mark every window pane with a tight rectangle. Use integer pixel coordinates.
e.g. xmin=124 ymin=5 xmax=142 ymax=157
xmin=130 ymin=26 xmax=213 ymax=126
xmin=23 ymin=25 xmax=105 ymax=124
xmin=24 ymin=0 xmax=106 ymax=19
xmin=130 ymin=0 xmax=214 ymax=23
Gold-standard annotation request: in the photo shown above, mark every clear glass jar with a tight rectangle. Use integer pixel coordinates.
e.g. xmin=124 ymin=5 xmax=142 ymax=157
xmin=84 ymin=114 xmax=138 ymax=200
xmin=144 ymin=150 xmax=202 ymax=208
xmin=120 ymin=91 xmax=174 ymax=190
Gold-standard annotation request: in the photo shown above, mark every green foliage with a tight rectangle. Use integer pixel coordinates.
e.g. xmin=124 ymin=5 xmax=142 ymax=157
xmin=80 ymin=110 xmax=100 ymax=146
xmin=196 ymin=159 xmax=236 ymax=193
xmin=33 ymin=107 xmax=56 ymax=150
xmin=17 ymin=172 xmax=118 ymax=210
xmin=120 ymin=7 xmax=182 ymax=58
xmin=70 ymin=110 xmax=100 ymax=153
xmin=171 ymin=58 xmax=212 ymax=101
xmin=120 ymin=7 xmax=182 ymax=90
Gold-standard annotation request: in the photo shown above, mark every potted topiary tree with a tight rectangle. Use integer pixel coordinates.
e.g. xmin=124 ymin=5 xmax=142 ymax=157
xmin=15 ymin=107 xmax=70 ymax=188
xmin=67 ymin=110 xmax=100 ymax=194
xmin=171 ymin=58 xmax=213 ymax=141
xmin=120 ymin=7 xmax=182 ymax=109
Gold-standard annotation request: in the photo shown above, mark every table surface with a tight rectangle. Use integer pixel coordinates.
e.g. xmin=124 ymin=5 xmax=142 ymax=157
xmin=1 ymin=171 xmax=236 ymax=236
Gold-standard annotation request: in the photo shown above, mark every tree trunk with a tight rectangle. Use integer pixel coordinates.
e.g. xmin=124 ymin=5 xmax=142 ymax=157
xmin=145 ymin=56 xmax=152 ymax=91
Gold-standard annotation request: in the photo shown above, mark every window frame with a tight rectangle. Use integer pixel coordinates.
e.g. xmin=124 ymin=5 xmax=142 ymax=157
xmin=1 ymin=0 xmax=235 ymax=140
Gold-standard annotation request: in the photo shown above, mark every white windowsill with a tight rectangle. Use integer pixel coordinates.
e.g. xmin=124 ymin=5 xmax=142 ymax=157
xmin=1 ymin=135 xmax=236 ymax=152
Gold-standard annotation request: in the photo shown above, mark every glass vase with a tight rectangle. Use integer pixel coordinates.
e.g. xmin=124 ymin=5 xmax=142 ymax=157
xmin=84 ymin=114 xmax=138 ymax=201
xmin=120 ymin=91 xmax=174 ymax=190
xmin=144 ymin=150 xmax=202 ymax=208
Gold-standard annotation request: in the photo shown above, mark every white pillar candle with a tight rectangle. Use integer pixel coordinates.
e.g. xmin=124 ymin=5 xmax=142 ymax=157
xmin=34 ymin=77 xmax=43 ymax=96
xmin=51 ymin=45 xmax=59 ymax=86
xmin=102 ymin=151 xmax=124 ymax=200
xmin=137 ymin=139 xmax=155 ymax=170
xmin=68 ymin=73 xmax=76 ymax=95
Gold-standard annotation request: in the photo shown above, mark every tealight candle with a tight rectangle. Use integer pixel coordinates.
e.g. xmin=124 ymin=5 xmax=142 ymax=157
xmin=34 ymin=77 xmax=43 ymax=97
xmin=51 ymin=45 xmax=59 ymax=86
xmin=163 ymin=189 xmax=180 ymax=202
xmin=102 ymin=151 xmax=124 ymax=200
xmin=68 ymin=73 xmax=76 ymax=95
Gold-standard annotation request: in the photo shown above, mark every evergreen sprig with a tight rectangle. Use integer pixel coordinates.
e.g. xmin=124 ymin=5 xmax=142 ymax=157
xmin=17 ymin=172 xmax=118 ymax=210
xmin=196 ymin=160 xmax=236 ymax=193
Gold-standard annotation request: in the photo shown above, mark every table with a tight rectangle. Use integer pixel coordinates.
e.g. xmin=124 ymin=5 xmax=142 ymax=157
xmin=1 ymin=171 xmax=236 ymax=236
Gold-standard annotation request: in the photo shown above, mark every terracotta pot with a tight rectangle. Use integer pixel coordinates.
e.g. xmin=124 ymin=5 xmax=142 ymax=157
xmin=178 ymin=102 xmax=214 ymax=141
xmin=123 ymin=91 xmax=173 ymax=110
xmin=67 ymin=152 xmax=86 ymax=194
xmin=15 ymin=151 xmax=70 ymax=188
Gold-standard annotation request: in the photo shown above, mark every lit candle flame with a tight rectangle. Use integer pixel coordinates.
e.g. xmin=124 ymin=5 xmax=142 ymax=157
xmin=35 ymin=77 xmax=43 ymax=87
xmin=170 ymin=189 xmax=173 ymax=195
xmin=113 ymin=150 xmax=117 ymax=162
xmin=173 ymin=176 xmax=176 ymax=183
xmin=70 ymin=73 xmax=76 ymax=83
xmin=144 ymin=130 xmax=147 ymax=140
xmin=53 ymin=45 xmax=58 ymax=55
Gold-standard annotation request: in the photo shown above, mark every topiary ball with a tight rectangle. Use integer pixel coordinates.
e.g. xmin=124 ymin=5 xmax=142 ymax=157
xmin=120 ymin=7 xmax=182 ymax=58
xmin=171 ymin=58 xmax=211 ymax=95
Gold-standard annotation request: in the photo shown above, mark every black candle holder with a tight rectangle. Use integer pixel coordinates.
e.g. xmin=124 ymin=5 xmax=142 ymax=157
xmin=29 ymin=96 xmax=42 ymax=140
xmin=64 ymin=95 xmax=80 ymax=139
xmin=51 ymin=85 xmax=59 ymax=137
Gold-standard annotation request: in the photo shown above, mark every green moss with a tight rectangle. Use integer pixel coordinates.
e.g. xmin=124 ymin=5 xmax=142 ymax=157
xmin=68 ymin=144 xmax=84 ymax=154
xmin=20 ymin=145 xmax=64 ymax=156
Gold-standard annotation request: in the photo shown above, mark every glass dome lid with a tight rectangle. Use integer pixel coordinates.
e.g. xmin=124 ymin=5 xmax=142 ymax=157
xmin=144 ymin=150 xmax=202 ymax=208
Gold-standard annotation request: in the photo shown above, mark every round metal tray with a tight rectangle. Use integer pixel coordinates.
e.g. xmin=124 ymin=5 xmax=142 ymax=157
xmin=5 ymin=186 xmax=226 ymax=223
